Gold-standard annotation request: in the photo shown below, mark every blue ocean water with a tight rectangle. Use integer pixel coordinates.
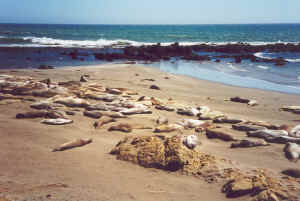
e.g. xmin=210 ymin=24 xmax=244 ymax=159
xmin=0 ymin=23 xmax=300 ymax=94
xmin=1 ymin=24 xmax=300 ymax=46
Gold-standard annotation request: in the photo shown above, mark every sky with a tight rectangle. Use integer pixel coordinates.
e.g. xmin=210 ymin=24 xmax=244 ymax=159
xmin=0 ymin=0 xmax=299 ymax=24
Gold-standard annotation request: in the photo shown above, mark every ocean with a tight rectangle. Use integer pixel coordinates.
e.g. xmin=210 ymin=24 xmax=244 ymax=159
xmin=0 ymin=23 xmax=300 ymax=94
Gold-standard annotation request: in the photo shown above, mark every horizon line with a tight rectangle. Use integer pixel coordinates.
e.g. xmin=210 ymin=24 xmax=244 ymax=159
xmin=0 ymin=22 xmax=300 ymax=26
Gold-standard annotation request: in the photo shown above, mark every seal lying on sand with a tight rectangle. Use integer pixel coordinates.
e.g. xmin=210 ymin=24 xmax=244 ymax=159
xmin=41 ymin=118 xmax=73 ymax=125
xmin=290 ymin=125 xmax=300 ymax=138
xmin=177 ymin=119 xmax=209 ymax=128
xmin=94 ymin=116 xmax=115 ymax=129
xmin=282 ymin=168 xmax=300 ymax=178
xmin=52 ymin=138 xmax=92 ymax=152
xmin=154 ymin=124 xmax=184 ymax=133
xmin=283 ymin=142 xmax=300 ymax=162
xmin=183 ymin=135 xmax=199 ymax=149
xmin=156 ymin=116 xmax=168 ymax=125
xmin=231 ymin=139 xmax=269 ymax=148
xmin=108 ymin=123 xmax=152 ymax=133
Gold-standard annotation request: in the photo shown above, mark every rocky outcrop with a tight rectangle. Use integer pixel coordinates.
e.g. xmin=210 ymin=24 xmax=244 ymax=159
xmin=222 ymin=173 xmax=288 ymax=200
xmin=110 ymin=135 xmax=216 ymax=173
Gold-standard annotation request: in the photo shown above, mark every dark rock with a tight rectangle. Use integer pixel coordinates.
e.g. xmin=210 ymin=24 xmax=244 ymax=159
xmin=38 ymin=65 xmax=54 ymax=70
xmin=150 ymin=85 xmax=160 ymax=90
xmin=142 ymin=78 xmax=155 ymax=82
xmin=234 ymin=56 xmax=242 ymax=63
xmin=274 ymin=57 xmax=288 ymax=66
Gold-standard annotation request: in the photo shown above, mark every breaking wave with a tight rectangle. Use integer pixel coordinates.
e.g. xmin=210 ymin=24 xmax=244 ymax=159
xmin=0 ymin=35 xmax=299 ymax=48
xmin=255 ymin=52 xmax=300 ymax=63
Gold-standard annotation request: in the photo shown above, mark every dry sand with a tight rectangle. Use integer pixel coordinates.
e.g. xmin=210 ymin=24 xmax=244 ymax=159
xmin=0 ymin=64 xmax=300 ymax=201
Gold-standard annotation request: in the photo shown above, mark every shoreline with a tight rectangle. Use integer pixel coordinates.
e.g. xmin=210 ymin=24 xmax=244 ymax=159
xmin=6 ymin=62 xmax=300 ymax=96
xmin=3 ymin=62 xmax=300 ymax=96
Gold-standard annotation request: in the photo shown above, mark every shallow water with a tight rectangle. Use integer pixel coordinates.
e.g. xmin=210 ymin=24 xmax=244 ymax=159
xmin=143 ymin=60 xmax=300 ymax=95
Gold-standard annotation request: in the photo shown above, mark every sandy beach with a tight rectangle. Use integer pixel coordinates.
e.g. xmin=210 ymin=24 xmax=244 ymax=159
xmin=1 ymin=63 xmax=300 ymax=201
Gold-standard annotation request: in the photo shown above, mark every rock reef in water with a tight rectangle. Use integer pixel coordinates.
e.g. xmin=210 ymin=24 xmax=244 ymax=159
xmin=91 ymin=42 xmax=297 ymax=66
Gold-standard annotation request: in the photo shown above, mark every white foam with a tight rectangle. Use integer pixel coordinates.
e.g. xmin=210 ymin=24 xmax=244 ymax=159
xmin=22 ymin=36 xmax=154 ymax=48
xmin=257 ymin=65 xmax=269 ymax=70
xmin=227 ymin=63 xmax=248 ymax=72
xmin=254 ymin=52 xmax=274 ymax=60
xmin=0 ymin=35 xmax=299 ymax=48
xmin=255 ymin=52 xmax=300 ymax=63
xmin=286 ymin=58 xmax=300 ymax=63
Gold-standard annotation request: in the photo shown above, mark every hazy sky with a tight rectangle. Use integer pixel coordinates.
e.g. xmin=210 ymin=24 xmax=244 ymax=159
xmin=0 ymin=0 xmax=299 ymax=24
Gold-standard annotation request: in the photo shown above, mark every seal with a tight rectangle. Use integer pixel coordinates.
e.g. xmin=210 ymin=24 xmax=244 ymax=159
xmin=41 ymin=118 xmax=73 ymax=125
xmin=183 ymin=135 xmax=199 ymax=149
xmin=52 ymin=138 xmax=92 ymax=152
xmin=283 ymin=142 xmax=300 ymax=162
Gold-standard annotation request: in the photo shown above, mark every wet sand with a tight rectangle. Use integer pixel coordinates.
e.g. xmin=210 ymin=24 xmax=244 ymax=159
xmin=1 ymin=64 xmax=300 ymax=201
